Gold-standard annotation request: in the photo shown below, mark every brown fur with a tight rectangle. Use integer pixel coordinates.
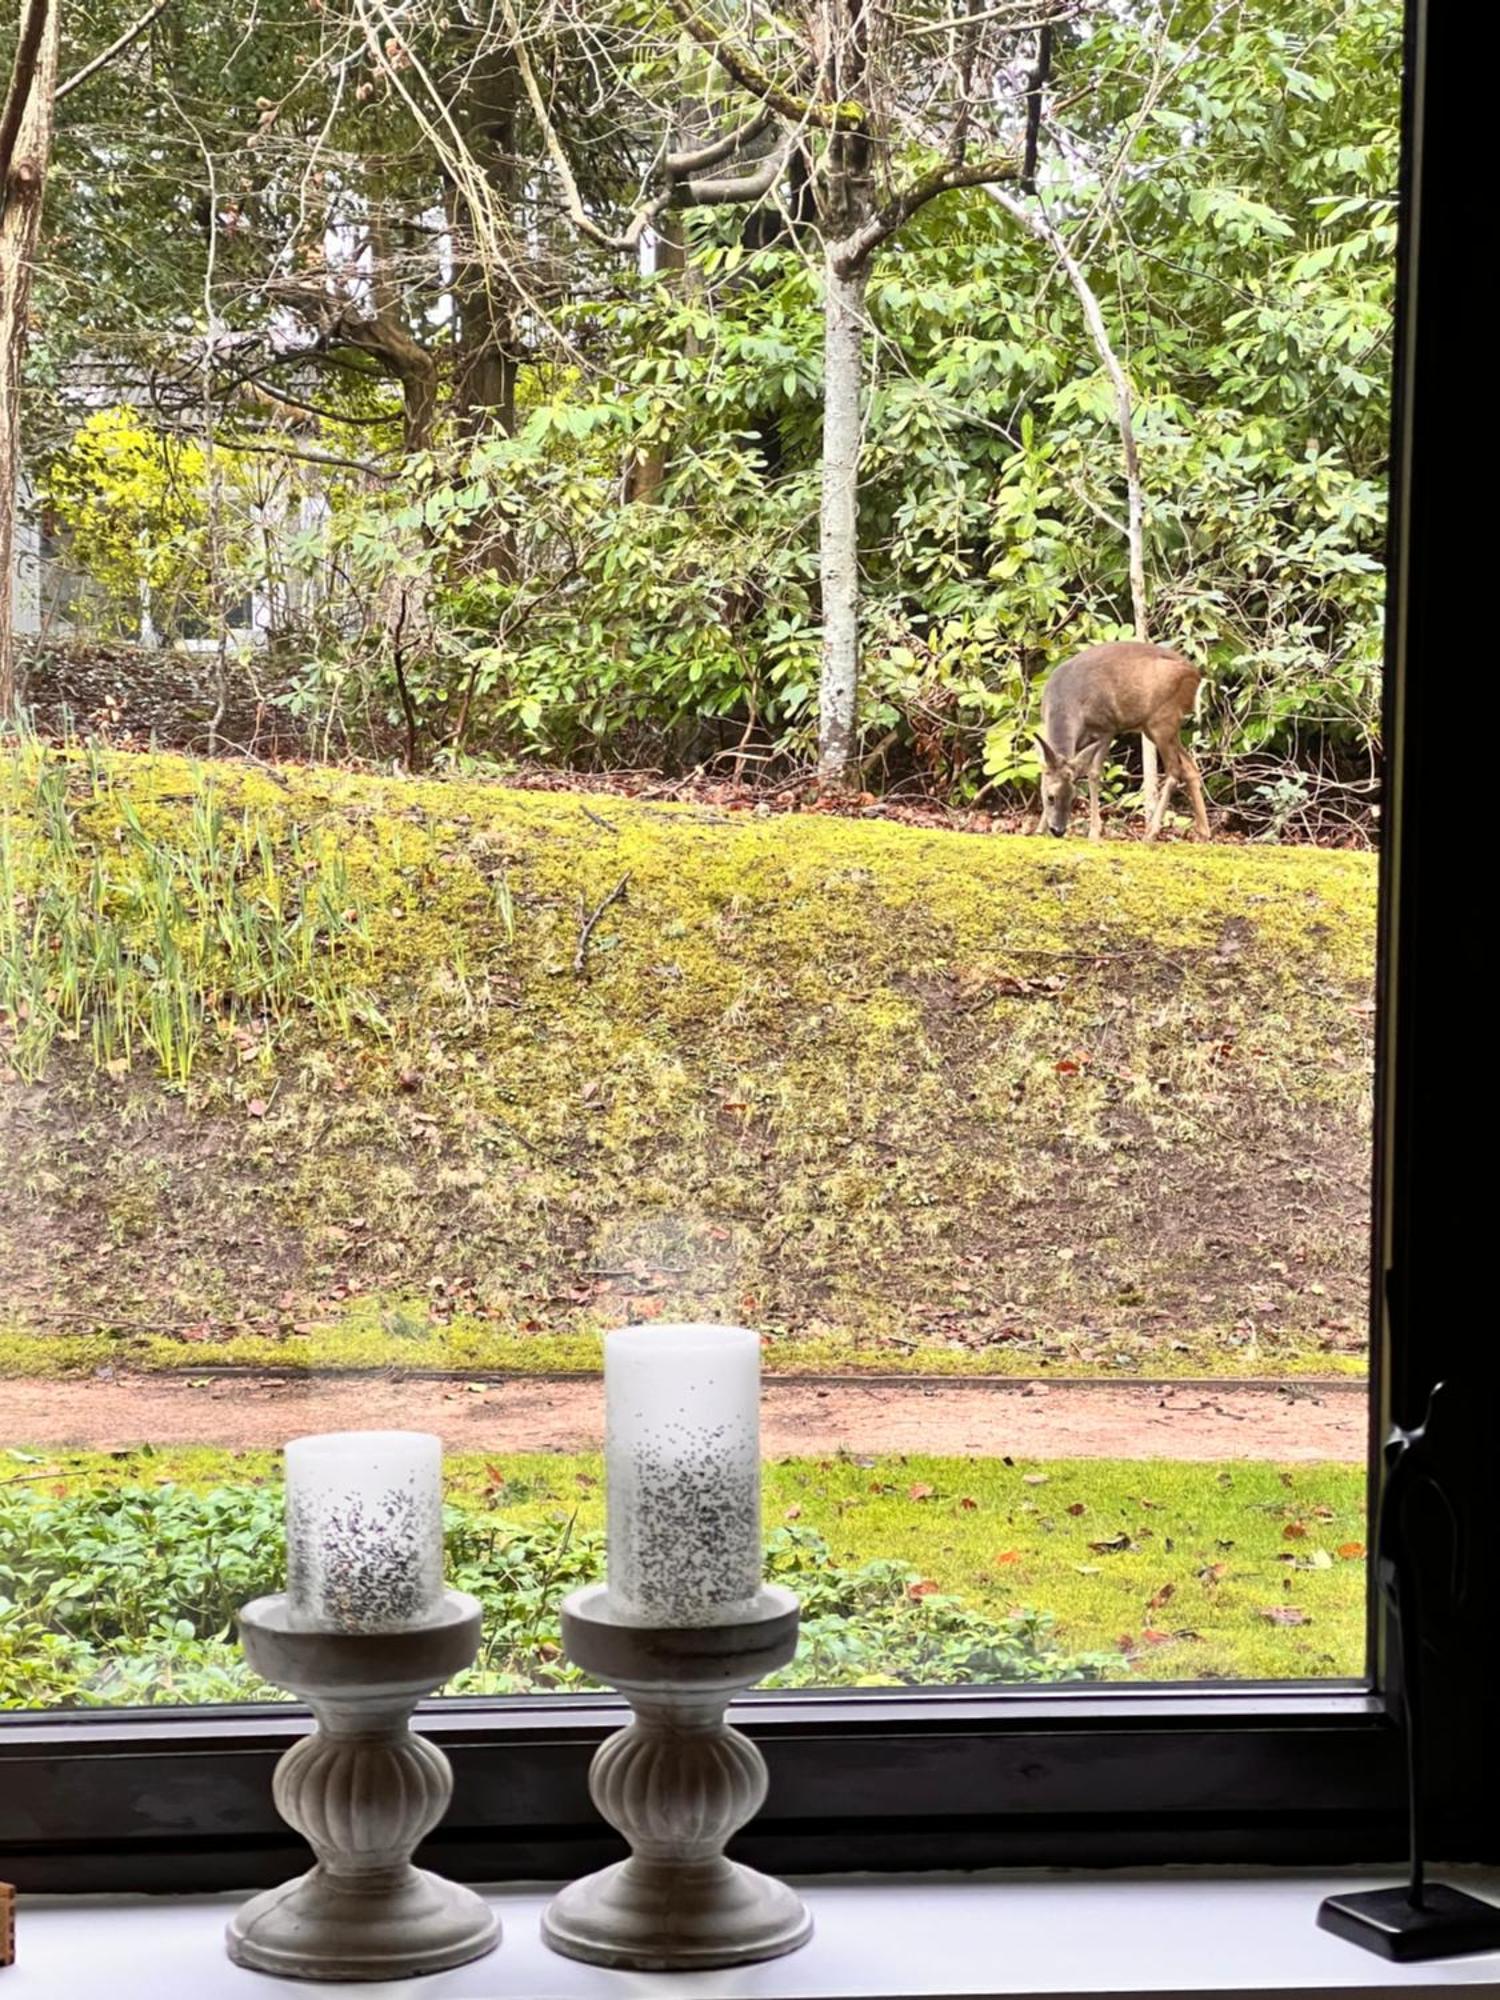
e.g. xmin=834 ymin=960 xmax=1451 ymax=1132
xmin=1035 ymin=641 xmax=1209 ymax=841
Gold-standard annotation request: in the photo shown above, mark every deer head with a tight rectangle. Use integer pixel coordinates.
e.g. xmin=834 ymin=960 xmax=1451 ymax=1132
xmin=1034 ymin=733 xmax=1106 ymax=837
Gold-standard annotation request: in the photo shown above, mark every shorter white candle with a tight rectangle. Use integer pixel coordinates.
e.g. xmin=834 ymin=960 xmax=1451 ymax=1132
xmin=605 ymin=1322 xmax=763 ymax=1627
xmin=285 ymin=1431 xmax=445 ymax=1633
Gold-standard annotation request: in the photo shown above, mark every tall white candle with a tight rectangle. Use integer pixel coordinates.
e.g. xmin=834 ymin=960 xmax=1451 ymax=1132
xmin=285 ymin=1431 xmax=445 ymax=1633
xmin=605 ymin=1322 xmax=763 ymax=1627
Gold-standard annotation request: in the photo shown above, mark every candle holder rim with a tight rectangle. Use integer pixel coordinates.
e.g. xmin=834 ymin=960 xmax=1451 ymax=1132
xmin=560 ymin=1583 xmax=800 ymax=1688
xmin=241 ymin=1586 xmax=481 ymax=1635
xmin=237 ymin=1588 xmax=482 ymax=1694
xmin=563 ymin=1581 xmax=796 ymax=1634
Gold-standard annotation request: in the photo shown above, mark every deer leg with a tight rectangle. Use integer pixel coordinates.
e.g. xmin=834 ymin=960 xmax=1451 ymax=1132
xmin=1141 ymin=736 xmax=1158 ymax=822
xmin=1087 ymin=744 xmax=1107 ymax=841
xmin=1145 ymin=738 xmax=1179 ymax=840
xmin=1178 ymin=748 xmax=1211 ymax=839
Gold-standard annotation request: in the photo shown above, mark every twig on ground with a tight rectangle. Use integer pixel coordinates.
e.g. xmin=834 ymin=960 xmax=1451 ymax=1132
xmin=197 ymin=734 xmax=294 ymax=789
xmin=580 ymin=803 xmax=619 ymax=835
xmin=574 ymin=872 xmax=631 ymax=979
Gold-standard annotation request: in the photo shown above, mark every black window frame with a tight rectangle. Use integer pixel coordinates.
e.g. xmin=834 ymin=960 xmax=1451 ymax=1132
xmin=2 ymin=0 xmax=1493 ymax=1895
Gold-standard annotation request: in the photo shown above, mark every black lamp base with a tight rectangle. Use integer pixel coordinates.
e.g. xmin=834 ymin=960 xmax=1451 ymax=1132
xmin=1317 ymin=1884 xmax=1500 ymax=1962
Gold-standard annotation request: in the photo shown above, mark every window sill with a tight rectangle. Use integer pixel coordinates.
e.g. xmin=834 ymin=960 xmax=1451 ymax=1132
xmin=8 ymin=1870 xmax=1500 ymax=1998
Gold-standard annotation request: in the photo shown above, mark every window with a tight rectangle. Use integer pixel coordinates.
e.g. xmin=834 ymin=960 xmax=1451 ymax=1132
xmin=1 ymin=0 xmax=1493 ymax=1893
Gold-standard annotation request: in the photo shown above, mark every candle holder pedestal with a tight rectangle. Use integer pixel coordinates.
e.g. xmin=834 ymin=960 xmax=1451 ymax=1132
xmin=226 ymin=1592 xmax=498 ymax=1983
xmin=542 ymin=1583 xmax=812 ymax=1971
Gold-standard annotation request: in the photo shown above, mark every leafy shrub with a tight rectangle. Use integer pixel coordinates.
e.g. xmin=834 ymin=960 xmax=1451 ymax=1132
xmin=0 ymin=1484 xmax=1118 ymax=1708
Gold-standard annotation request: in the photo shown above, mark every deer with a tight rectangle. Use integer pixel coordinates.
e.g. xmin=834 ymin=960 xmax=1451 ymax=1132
xmin=1034 ymin=641 xmax=1210 ymax=842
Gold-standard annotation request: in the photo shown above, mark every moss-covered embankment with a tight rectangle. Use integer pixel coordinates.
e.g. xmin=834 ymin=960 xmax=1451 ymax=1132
xmin=0 ymin=746 xmax=1376 ymax=1378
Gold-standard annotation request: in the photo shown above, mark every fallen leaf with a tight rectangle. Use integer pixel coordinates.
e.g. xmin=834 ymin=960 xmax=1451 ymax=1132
xmin=957 ymin=1496 xmax=979 ymax=1511
xmin=1022 ymin=1473 xmax=1049 ymax=1487
xmin=1258 ymin=1606 xmax=1311 ymax=1626
xmin=246 ymin=1097 xmax=268 ymax=1118
xmin=906 ymin=1580 xmax=941 ymax=1600
xmin=1089 ymin=1533 xmax=1135 ymax=1554
xmin=1146 ymin=1583 xmax=1176 ymax=1614
xmin=784 ymin=1504 xmax=802 ymax=1521
xmin=908 ymin=1482 xmax=937 ymax=1501
xmin=1282 ymin=1522 xmax=1308 ymax=1540
xmin=995 ymin=1550 xmax=1022 ymax=1565
xmin=1066 ymin=1501 xmax=1087 ymax=1517
xmin=1337 ymin=1541 xmax=1367 ymax=1560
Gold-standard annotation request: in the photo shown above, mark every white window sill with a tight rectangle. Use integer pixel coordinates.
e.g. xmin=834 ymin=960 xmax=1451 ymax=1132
xmin=8 ymin=1871 xmax=1500 ymax=1999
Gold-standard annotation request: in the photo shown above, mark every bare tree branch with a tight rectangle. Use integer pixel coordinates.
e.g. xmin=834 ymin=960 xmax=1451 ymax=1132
xmin=667 ymin=107 xmax=776 ymax=175
xmin=667 ymin=0 xmax=866 ymax=130
xmin=216 ymin=436 xmax=399 ymax=481
xmin=673 ymin=132 xmax=793 ymax=209
xmin=55 ymin=0 xmax=171 ymax=105
xmin=907 ymin=2 xmax=1080 ymax=40
xmin=836 ymin=152 xmax=1024 ymax=272
xmin=505 ymin=0 xmax=668 ymax=251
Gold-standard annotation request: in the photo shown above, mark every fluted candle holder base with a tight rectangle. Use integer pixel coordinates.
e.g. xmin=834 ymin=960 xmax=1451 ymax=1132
xmin=225 ymin=1592 xmax=498 ymax=1983
xmin=541 ymin=1584 xmax=813 ymax=1971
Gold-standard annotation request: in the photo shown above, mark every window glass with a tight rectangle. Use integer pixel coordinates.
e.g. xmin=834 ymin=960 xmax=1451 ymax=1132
xmin=0 ymin=0 xmax=1394 ymax=1709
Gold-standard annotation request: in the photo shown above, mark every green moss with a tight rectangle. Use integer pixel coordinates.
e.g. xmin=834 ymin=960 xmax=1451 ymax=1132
xmin=20 ymin=1445 xmax=1366 ymax=1681
xmin=1 ymin=748 xmax=1378 ymax=1379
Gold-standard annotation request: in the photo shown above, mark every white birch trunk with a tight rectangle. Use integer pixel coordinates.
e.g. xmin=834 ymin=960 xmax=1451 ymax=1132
xmin=817 ymin=254 xmax=866 ymax=788
xmin=0 ymin=0 xmax=60 ymax=715
xmin=980 ymin=182 xmax=1157 ymax=810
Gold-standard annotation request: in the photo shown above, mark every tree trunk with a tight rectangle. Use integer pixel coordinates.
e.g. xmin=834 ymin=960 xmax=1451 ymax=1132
xmin=0 ymin=0 xmax=60 ymax=717
xmin=452 ymin=49 xmax=519 ymax=443
xmin=982 ymin=184 xmax=1157 ymax=808
xmin=624 ymin=214 xmax=686 ymax=504
xmin=817 ymin=252 xmax=866 ymax=788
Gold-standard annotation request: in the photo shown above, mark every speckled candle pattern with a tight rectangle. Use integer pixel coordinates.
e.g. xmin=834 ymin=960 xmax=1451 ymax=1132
xmin=284 ymin=1431 xmax=445 ymax=1634
xmin=604 ymin=1324 xmax=764 ymax=1627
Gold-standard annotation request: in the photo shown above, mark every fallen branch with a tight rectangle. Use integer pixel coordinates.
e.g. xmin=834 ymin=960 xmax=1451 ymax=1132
xmin=574 ymin=872 xmax=631 ymax=979
xmin=187 ymin=732 xmax=294 ymax=789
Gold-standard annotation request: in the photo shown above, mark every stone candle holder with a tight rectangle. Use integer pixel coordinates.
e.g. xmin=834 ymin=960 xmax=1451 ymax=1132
xmin=540 ymin=1582 xmax=812 ymax=1971
xmin=225 ymin=1591 xmax=498 ymax=1983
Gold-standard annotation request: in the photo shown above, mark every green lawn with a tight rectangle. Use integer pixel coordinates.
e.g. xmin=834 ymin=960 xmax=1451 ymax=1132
xmin=1 ymin=746 xmax=1376 ymax=1381
xmin=13 ymin=1447 xmax=1367 ymax=1682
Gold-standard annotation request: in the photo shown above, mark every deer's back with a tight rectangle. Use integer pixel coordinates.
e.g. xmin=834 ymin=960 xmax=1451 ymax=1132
xmin=1042 ymin=641 xmax=1200 ymax=743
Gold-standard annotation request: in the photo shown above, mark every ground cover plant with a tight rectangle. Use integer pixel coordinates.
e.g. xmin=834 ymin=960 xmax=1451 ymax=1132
xmin=0 ymin=1448 xmax=1365 ymax=1706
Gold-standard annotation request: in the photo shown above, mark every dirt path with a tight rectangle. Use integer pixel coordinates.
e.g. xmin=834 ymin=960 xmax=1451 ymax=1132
xmin=0 ymin=1373 xmax=1366 ymax=1461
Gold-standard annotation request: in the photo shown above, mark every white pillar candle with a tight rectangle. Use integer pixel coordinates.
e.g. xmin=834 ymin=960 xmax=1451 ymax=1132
xmin=605 ymin=1322 xmax=763 ymax=1627
xmin=285 ymin=1431 xmax=445 ymax=1633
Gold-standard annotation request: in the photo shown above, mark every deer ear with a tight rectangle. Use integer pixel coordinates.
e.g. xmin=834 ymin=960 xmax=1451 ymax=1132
xmin=1034 ymin=733 xmax=1062 ymax=771
xmin=1070 ymin=734 xmax=1108 ymax=773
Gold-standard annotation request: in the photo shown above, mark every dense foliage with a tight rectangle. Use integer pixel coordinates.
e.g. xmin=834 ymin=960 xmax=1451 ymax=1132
xmin=9 ymin=0 xmax=1397 ymax=816
xmin=0 ymin=1480 xmax=1117 ymax=1706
